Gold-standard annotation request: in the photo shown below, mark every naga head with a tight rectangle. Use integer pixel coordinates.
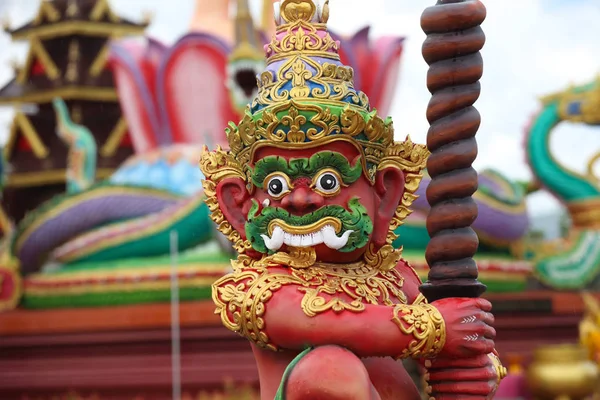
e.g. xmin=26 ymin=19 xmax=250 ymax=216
xmin=200 ymin=0 xmax=428 ymax=268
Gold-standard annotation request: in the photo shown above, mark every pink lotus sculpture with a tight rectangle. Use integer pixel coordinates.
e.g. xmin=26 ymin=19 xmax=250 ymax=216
xmin=109 ymin=35 xmax=237 ymax=153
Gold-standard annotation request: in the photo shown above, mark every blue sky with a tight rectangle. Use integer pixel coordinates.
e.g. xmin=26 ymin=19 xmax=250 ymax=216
xmin=0 ymin=0 xmax=598 ymax=219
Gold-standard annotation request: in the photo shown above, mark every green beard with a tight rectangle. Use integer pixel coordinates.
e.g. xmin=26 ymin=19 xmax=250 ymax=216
xmin=245 ymin=197 xmax=373 ymax=254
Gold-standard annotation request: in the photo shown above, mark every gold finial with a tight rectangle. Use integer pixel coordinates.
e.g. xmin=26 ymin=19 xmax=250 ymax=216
xmin=280 ymin=0 xmax=317 ymax=23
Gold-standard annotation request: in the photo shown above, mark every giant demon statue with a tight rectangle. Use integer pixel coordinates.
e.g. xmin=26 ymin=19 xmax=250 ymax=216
xmin=200 ymin=1 xmax=505 ymax=399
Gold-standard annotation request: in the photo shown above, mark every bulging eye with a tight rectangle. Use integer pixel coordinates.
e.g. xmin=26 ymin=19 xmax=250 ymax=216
xmin=266 ymin=174 xmax=290 ymax=198
xmin=315 ymin=170 xmax=341 ymax=195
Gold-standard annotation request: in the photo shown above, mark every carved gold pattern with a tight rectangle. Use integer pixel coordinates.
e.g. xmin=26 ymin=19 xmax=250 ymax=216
xmin=199 ymin=146 xmax=252 ymax=254
xmin=213 ymin=260 xmax=408 ymax=350
xmin=259 ymin=247 xmax=317 ymax=269
xmin=254 ymin=57 xmax=363 ymax=109
xmin=391 ymin=294 xmax=446 ymax=359
xmin=266 ymin=20 xmax=338 ymax=62
xmin=380 ymin=136 xmax=430 ymax=243
xmin=364 ymin=243 xmax=402 ymax=273
xmin=227 ymin=102 xmax=390 ymax=182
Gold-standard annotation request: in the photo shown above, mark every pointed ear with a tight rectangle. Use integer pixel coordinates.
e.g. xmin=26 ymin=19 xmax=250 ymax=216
xmin=216 ymin=177 xmax=252 ymax=236
xmin=372 ymin=166 xmax=405 ymax=247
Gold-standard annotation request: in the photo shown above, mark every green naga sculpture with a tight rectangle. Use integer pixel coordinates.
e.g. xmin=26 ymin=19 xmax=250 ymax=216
xmin=53 ymin=98 xmax=97 ymax=194
xmin=523 ymin=77 xmax=600 ymax=289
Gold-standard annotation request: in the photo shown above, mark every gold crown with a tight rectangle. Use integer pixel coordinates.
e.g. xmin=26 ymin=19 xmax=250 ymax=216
xmin=224 ymin=0 xmax=404 ymax=182
xmin=266 ymin=0 xmax=335 ymax=62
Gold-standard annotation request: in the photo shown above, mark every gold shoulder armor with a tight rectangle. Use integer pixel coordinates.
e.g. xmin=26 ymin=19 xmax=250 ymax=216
xmin=212 ymin=267 xmax=300 ymax=351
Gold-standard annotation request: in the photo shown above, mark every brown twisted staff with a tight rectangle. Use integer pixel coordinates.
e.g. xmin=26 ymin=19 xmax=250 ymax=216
xmin=419 ymin=0 xmax=487 ymax=302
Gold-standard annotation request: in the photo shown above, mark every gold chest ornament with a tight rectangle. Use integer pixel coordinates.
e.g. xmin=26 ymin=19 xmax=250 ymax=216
xmin=213 ymin=251 xmax=408 ymax=351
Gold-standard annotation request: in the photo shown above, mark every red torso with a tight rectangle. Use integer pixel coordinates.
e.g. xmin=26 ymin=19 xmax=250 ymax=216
xmin=226 ymin=259 xmax=424 ymax=399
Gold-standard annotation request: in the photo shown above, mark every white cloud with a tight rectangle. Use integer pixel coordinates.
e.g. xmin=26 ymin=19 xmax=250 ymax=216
xmin=0 ymin=0 xmax=598 ymax=218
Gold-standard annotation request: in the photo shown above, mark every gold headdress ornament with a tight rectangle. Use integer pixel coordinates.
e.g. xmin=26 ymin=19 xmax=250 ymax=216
xmin=223 ymin=0 xmax=428 ymax=183
xmin=201 ymin=0 xmax=429 ymax=255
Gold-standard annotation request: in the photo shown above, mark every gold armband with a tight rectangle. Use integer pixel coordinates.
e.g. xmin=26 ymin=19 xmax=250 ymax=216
xmin=391 ymin=294 xmax=446 ymax=359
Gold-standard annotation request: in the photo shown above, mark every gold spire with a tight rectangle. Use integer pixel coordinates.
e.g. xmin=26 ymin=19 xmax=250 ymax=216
xmin=234 ymin=0 xmax=262 ymax=54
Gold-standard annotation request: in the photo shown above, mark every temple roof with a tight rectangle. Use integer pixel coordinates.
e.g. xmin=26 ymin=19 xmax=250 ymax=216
xmin=5 ymin=0 xmax=149 ymax=40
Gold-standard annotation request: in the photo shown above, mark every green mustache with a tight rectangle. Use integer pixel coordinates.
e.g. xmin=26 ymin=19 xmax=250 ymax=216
xmin=245 ymin=197 xmax=373 ymax=254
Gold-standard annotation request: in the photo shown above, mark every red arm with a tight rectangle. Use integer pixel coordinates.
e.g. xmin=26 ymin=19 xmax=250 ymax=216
xmin=212 ymin=262 xmax=495 ymax=359
xmin=264 ymin=284 xmax=443 ymax=358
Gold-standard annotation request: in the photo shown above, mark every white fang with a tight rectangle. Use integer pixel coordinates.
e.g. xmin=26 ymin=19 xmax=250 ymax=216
xmin=260 ymin=224 xmax=353 ymax=252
